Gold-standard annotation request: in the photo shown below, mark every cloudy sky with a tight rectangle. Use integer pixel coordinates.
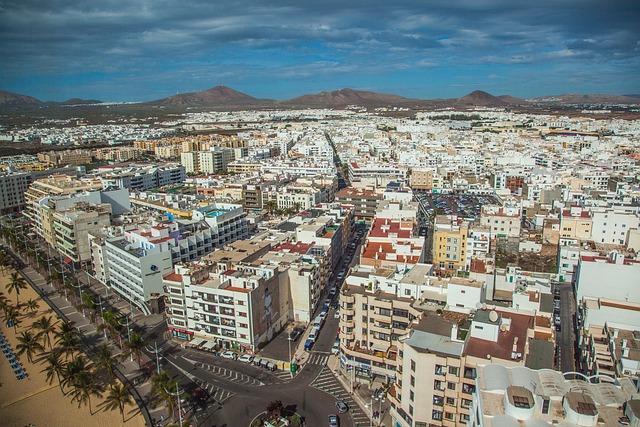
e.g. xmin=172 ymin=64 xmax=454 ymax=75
xmin=1 ymin=0 xmax=639 ymax=102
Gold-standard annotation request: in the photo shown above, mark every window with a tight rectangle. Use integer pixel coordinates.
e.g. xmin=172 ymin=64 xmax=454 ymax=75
xmin=433 ymin=396 xmax=443 ymax=406
xmin=404 ymin=289 xmax=411 ymax=296
xmin=410 ymin=390 xmax=414 ymax=401
xmin=448 ymin=366 xmax=459 ymax=376
xmin=409 ymin=405 xmax=413 ymax=416
xmin=410 ymin=376 xmax=415 ymax=387
xmin=362 ymin=303 xmax=368 ymax=310
xmin=410 ymin=359 xmax=416 ymax=372
xmin=447 ymin=382 xmax=456 ymax=391
xmin=432 ymin=410 xmax=443 ymax=421
xmin=444 ymin=412 xmax=454 ymax=421
xmin=460 ymin=413 xmax=470 ymax=422
xmin=446 ymin=397 xmax=456 ymax=406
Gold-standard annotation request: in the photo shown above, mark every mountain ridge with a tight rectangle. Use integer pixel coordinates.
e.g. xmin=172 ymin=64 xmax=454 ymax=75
xmin=1 ymin=87 xmax=638 ymax=111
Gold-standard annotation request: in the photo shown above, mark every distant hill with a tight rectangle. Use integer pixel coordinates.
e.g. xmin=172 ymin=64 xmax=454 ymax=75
xmin=282 ymin=88 xmax=415 ymax=107
xmin=148 ymin=85 xmax=269 ymax=107
xmin=497 ymin=95 xmax=527 ymax=105
xmin=456 ymin=90 xmax=509 ymax=107
xmin=527 ymin=93 xmax=639 ymax=104
xmin=0 ymin=90 xmax=44 ymax=109
xmin=61 ymin=98 xmax=102 ymax=105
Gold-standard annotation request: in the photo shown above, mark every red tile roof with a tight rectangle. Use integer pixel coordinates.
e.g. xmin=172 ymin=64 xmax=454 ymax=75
xmin=361 ymin=241 xmax=421 ymax=264
xmin=369 ymin=218 xmax=412 ymax=239
xmin=272 ymin=241 xmax=314 ymax=255
xmin=164 ymin=273 xmax=182 ymax=283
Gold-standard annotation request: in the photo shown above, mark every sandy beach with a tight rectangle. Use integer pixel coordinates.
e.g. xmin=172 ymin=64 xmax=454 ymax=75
xmin=0 ymin=268 xmax=146 ymax=427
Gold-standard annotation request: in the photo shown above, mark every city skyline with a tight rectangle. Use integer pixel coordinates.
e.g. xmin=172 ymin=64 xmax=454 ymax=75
xmin=1 ymin=0 xmax=639 ymax=103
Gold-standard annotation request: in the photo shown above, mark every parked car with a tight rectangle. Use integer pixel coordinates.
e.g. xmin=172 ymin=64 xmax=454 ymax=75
xmin=335 ymin=400 xmax=348 ymax=413
xmin=221 ymin=351 xmax=237 ymax=360
xmin=238 ymin=354 xmax=253 ymax=363
xmin=265 ymin=361 xmax=277 ymax=371
xmin=289 ymin=329 xmax=302 ymax=341
xmin=253 ymin=357 xmax=264 ymax=366
xmin=334 ymin=310 xmax=340 ymax=319
xmin=328 ymin=414 xmax=340 ymax=427
xmin=304 ymin=339 xmax=314 ymax=351
xmin=331 ymin=340 xmax=340 ymax=355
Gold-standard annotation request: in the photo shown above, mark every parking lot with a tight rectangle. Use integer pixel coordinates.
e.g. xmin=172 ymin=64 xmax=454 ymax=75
xmin=414 ymin=192 xmax=500 ymax=220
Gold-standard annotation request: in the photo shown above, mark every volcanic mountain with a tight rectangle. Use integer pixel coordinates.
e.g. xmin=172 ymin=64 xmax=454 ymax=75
xmin=527 ymin=93 xmax=640 ymax=104
xmin=282 ymin=88 xmax=416 ymax=107
xmin=149 ymin=85 xmax=268 ymax=107
xmin=0 ymin=90 xmax=44 ymax=109
xmin=455 ymin=90 xmax=512 ymax=107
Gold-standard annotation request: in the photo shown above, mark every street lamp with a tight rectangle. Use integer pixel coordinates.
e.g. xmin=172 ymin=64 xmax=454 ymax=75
xmin=164 ymin=383 xmax=187 ymax=427
xmin=67 ymin=279 xmax=85 ymax=317
xmin=374 ymin=394 xmax=385 ymax=426
xmin=116 ymin=317 xmax=132 ymax=357
xmin=96 ymin=295 xmax=106 ymax=338
xmin=145 ymin=341 xmax=162 ymax=375
xmin=287 ymin=328 xmax=293 ymax=378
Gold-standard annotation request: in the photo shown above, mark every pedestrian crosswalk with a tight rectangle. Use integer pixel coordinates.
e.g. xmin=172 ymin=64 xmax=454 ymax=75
xmin=310 ymin=367 xmax=370 ymax=427
xmin=192 ymin=361 xmax=264 ymax=386
xmin=270 ymin=368 xmax=294 ymax=382
xmin=193 ymin=378 xmax=235 ymax=404
xmin=307 ymin=352 xmax=329 ymax=366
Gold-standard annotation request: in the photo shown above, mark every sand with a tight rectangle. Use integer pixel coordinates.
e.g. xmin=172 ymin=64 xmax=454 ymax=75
xmin=0 ymin=268 xmax=147 ymax=427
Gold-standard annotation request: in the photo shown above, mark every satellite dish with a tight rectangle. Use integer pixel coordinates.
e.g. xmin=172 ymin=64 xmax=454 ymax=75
xmin=489 ymin=310 xmax=499 ymax=322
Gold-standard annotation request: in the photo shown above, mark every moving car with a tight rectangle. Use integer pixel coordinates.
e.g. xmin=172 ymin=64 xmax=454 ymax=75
xmin=328 ymin=414 xmax=340 ymax=427
xmin=335 ymin=400 xmax=348 ymax=413
xmin=331 ymin=340 xmax=340 ymax=355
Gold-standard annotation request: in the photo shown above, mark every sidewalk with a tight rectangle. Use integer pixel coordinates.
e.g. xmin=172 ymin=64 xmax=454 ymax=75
xmin=327 ymin=354 xmax=392 ymax=427
xmin=3 ymin=240 xmax=162 ymax=427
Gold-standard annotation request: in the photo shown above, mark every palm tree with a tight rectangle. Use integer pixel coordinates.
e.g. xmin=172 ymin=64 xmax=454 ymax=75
xmin=81 ymin=293 xmax=97 ymax=323
xmin=57 ymin=331 xmax=81 ymax=360
xmin=41 ymin=349 xmax=67 ymax=394
xmin=15 ymin=330 xmax=45 ymax=363
xmin=150 ymin=370 xmax=177 ymax=418
xmin=23 ymin=298 xmax=40 ymax=315
xmin=61 ymin=354 xmax=90 ymax=391
xmin=94 ymin=343 xmax=118 ymax=379
xmin=0 ymin=292 xmax=10 ymax=316
xmin=124 ymin=331 xmax=147 ymax=366
xmin=3 ymin=305 xmax=20 ymax=333
xmin=6 ymin=272 xmax=27 ymax=304
xmin=33 ymin=315 xmax=58 ymax=350
xmin=103 ymin=382 xmax=133 ymax=422
xmin=0 ymin=251 xmax=10 ymax=276
xmin=69 ymin=370 xmax=103 ymax=415
xmin=55 ymin=322 xmax=81 ymax=359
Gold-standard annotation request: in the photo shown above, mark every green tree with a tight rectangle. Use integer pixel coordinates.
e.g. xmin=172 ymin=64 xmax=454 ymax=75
xmin=94 ymin=343 xmax=118 ymax=379
xmin=23 ymin=298 xmax=40 ymax=315
xmin=69 ymin=369 xmax=103 ymax=415
xmin=33 ymin=315 xmax=58 ymax=350
xmin=3 ymin=305 xmax=20 ymax=332
xmin=6 ymin=272 xmax=27 ymax=304
xmin=103 ymin=382 xmax=133 ymax=423
xmin=41 ymin=349 xmax=67 ymax=394
xmin=124 ymin=331 xmax=147 ymax=367
xmin=15 ymin=330 xmax=45 ymax=363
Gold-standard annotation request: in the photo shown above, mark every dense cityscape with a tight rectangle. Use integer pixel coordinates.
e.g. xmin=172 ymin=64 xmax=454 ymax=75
xmin=0 ymin=96 xmax=639 ymax=427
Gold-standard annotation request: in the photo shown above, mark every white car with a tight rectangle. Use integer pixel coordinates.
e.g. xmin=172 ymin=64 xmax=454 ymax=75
xmin=221 ymin=351 xmax=237 ymax=360
xmin=238 ymin=354 xmax=253 ymax=363
xmin=334 ymin=310 xmax=340 ymax=319
xmin=331 ymin=341 xmax=340 ymax=355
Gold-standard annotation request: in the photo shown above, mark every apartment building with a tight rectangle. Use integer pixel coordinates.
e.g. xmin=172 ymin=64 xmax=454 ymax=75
xmin=165 ymin=262 xmax=288 ymax=352
xmin=410 ymin=168 xmax=436 ymax=190
xmin=334 ymin=187 xmax=382 ymax=225
xmin=24 ymin=175 xmax=104 ymax=242
xmin=0 ymin=171 xmax=30 ymax=214
xmin=432 ymin=217 xmax=469 ymax=276
xmin=94 ymin=163 xmax=186 ymax=191
xmin=559 ymin=206 xmax=593 ymax=240
xmin=95 ymin=147 xmax=144 ymax=161
xmin=51 ymin=202 xmax=112 ymax=263
xmin=469 ymin=364 xmax=640 ymax=427
xmin=37 ymin=149 xmax=93 ymax=166
xmin=574 ymin=252 xmax=640 ymax=302
xmin=391 ymin=307 xmax=539 ymax=427
xmin=479 ymin=205 xmax=521 ymax=238
xmin=339 ymin=280 xmax=423 ymax=383
xmin=580 ymin=320 xmax=640 ymax=381
xmin=589 ymin=208 xmax=640 ymax=245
